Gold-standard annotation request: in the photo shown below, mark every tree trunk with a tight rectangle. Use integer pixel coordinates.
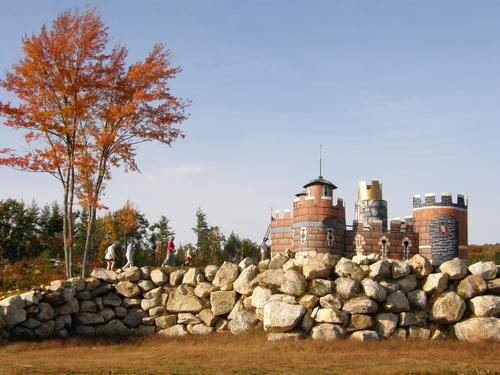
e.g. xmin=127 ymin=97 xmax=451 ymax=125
xmin=81 ymin=207 xmax=96 ymax=278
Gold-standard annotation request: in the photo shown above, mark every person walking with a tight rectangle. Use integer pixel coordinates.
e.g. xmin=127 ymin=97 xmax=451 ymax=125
xmin=184 ymin=246 xmax=192 ymax=267
xmin=162 ymin=236 xmax=176 ymax=267
xmin=104 ymin=242 xmax=117 ymax=271
xmin=123 ymin=239 xmax=136 ymax=268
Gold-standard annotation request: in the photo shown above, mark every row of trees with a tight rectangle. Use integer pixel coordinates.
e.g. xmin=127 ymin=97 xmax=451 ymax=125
xmin=0 ymin=8 xmax=188 ymax=278
xmin=0 ymin=198 xmax=259 ymax=269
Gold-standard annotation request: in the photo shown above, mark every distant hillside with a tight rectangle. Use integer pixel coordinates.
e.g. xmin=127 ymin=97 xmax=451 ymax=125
xmin=469 ymin=243 xmax=500 ymax=264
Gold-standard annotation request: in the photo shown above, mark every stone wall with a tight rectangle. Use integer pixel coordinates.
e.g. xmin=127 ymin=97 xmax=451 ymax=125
xmin=0 ymin=255 xmax=499 ymax=343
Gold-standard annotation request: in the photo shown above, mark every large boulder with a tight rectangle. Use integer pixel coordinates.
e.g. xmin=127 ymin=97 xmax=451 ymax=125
xmin=115 ymin=281 xmax=141 ymax=298
xmin=350 ymin=330 xmax=379 ymax=341
xmin=91 ymin=269 xmax=117 ymax=283
xmin=258 ymin=269 xmax=284 ymax=291
xmin=123 ymin=309 xmax=144 ymax=328
xmin=369 ymin=260 xmax=391 ymax=280
xmin=311 ymin=323 xmax=345 ymax=340
xmin=95 ymin=319 xmax=131 ymax=337
xmin=169 ymin=270 xmax=185 ymax=286
xmin=251 ymin=286 xmax=273 ymax=309
xmin=57 ymin=298 xmax=80 ymax=315
xmin=117 ymin=267 xmax=141 ymax=282
xmin=204 ymin=265 xmax=219 ymax=282
xmin=189 ymin=324 xmax=214 ymax=336
xmin=150 ymin=269 xmax=169 ymax=286
xmin=303 ymin=258 xmax=332 ymax=280
xmin=36 ymin=302 xmax=56 ymax=321
xmin=384 ymin=291 xmax=410 ymax=313
xmin=182 ymin=268 xmax=202 ymax=287
xmin=159 ymin=324 xmax=188 ymax=337
xmin=19 ymin=291 xmax=41 ymax=307
xmin=263 ymin=301 xmax=306 ymax=332
xmin=75 ymin=312 xmax=104 ymax=325
xmin=487 ymin=278 xmax=500 ymax=295
xmin=268 ymin=254 xmax=289 ymax=270
xmin=408 ymin=254 xmax=432 ymax=278
xmin=166 ymin=284 xmax=206 ymax=313
xmin=233 ymin=265 xmax=259 ymax=296
xmin=177 ymin=313 xmax=201 ymax=325
xmin=468 ymin=261 xmax=497 ymax=280
xmin=280 ymin=270 xmax=307 ymax=297
xmin=308 ymin=279 xmax=334 ymax=296
xmin=407 ymin=289 xmax=427 ymax=310
xmin=335 ymin=277 xmax=360 ymax=300
xmin=137 ymin=279 xmax=155 ymax=293
xmin=468 ymin=295 xmax=500 ymax=317
xmin=391 ymin=260 xmax=411 ymax=279
xmin=319 ymin=294 xmax=342 ymax=310
xmin=347 ymin=314 xmax=373 ymax=332
xmin=102 ymin=292 xmax=122 ymax=307
xmin=422 ymin=273 xmax=448 ymax=295
xmin=454 ymin=317 xmax=500 ymax=341
xmin=210 ymin=291 xmax=237 ymax=316
xmin=155 ymin=315 xmax=177 ymax=329
xmin=374 ymin=312 xmax=398 ymax=338
xmin=194 ymin=282 xmax=219 ymax=298
xmin=361 ymin=278 xmax=387 ymax=302
xmin=238 ymin=257 xmax=255 ymax=270
xmin=396 ymin=274 xmax=418 ymax=294
xmin=228 ymin=311 xmax=258 ymax=334
xmin=399 ymin=312 xmax=428 ymax=327
xmin=199 ymin=308 xmax=218 ymax=327
xmin=212 ymin=261 xmax=239 ymax=288
xmin=431 ymin=291 xmax=466 ymax=323
xmin=439 ymin=258 xmax=468 ymax=280
xmin=343 ymin=297 xmax=378 ymax=314
xmin=314 ymin=308 xmax=349 ymax=325
xmin=335 ymin=258 xmax=364 ymax=281
xmin=141 ymin=297 xmax=161 ymax=311
xmin=34 ymin=320 xmax=55 ymax=338
xmin=299 ymin=294 xmax=319 ymax=310
xmin=457 ymin=275 xmax=488 ymax=299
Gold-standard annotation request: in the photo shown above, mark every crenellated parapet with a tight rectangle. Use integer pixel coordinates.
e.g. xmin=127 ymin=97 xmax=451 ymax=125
xmin=413 ymin=193 xmax=467 ymax=209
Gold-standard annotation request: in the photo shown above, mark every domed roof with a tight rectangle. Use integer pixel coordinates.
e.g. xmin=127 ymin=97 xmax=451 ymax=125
xmin=303 ymin=176 xmax=337 ymax=190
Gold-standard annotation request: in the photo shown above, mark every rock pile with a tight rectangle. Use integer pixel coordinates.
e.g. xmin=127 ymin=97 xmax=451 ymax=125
xmin=0 ymin=255 xmax=499 ymax=343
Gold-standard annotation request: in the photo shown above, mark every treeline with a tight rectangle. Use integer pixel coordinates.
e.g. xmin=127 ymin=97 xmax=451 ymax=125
xmin=0 ymin=198 xmax=259 ymax=269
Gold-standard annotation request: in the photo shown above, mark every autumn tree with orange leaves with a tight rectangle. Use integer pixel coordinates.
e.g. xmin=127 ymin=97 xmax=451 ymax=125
xmin=0 ymin=8 xmax=188 ymax=277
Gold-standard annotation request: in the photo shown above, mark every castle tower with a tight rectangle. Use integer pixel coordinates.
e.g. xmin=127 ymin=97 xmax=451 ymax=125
xmin=412 ymin=193 xmax=468 ymax=265
xmin=355 ymin=180 xmax=388 ymax=231
xmin=291 ymin=176 xmax=345 ymax=257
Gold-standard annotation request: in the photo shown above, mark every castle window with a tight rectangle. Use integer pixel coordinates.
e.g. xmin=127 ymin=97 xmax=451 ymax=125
xmin=300 ymin=227 xmax=307 ymax=245
xmin=401 ymin=237 xmax=412 ymax=260
xmin=323 ymin=185 xmax=330 ymax=197
xmin=378 ymin=236 xmax=390 ymax=260
xmin=327 ymin=229 xmax=334 ymax=246
xmin=306 ymin=187 xmax=311 ymax=196
xmin=439 ymin=222 xmax=448 ymax=236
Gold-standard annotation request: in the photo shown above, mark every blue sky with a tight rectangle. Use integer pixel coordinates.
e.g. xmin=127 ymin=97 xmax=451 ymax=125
xmin=1 ymin=1 xmax=499 ymax=245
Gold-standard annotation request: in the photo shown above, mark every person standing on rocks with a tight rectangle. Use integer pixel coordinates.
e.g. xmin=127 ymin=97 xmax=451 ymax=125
xmin=104 ymin=242 xmax=117 ymax=271
xmin=184 ymin=245 xmax=192 ymax=266
xmin=123 ymin=239 xmax=137 ymax=268
xmin=162 ymin=236 xmax=176 ymax=266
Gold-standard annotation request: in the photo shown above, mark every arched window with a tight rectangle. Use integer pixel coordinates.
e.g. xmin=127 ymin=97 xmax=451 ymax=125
xmin=327 ymin=229 xmax=334 ymax=246
xmin=300 ymin=227 xmax=307 ymax=245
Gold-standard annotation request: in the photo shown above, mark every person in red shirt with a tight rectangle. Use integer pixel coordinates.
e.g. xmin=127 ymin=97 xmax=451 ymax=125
xmin=162 ymin=236 xmax=175 ymax=267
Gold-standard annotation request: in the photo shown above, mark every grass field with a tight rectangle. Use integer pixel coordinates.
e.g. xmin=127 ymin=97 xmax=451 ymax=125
xmin=0 ymin=331 xmax=499 ymax=375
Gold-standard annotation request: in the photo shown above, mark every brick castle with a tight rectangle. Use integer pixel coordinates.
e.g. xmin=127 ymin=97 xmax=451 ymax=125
xmin=270 ymin=175 xmax=468 ymax=265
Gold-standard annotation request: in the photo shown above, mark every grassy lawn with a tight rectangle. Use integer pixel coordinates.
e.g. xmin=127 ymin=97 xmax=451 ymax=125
xmin=0 ymin=331 xmax=499 ymax=374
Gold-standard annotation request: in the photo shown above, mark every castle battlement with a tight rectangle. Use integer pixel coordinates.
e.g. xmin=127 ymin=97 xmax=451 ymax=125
xmin=270 ymin=174 xmax=468 ymax=265
xmin=413 ymin=193 xmax=467 ymax=209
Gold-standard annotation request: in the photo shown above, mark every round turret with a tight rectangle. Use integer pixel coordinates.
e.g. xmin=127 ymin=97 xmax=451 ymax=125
xmin=355 ymin=180 xmax=388 ymax=231
xmin=412 ymin=192 xmax=468 ymax=265
xmin=291 ymin=176 xmax=345 ymax=257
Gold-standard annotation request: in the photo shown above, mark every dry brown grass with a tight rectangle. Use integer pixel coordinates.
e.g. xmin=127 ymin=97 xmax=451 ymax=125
xmin=0 ymin=331 xmax=499 ymax=375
